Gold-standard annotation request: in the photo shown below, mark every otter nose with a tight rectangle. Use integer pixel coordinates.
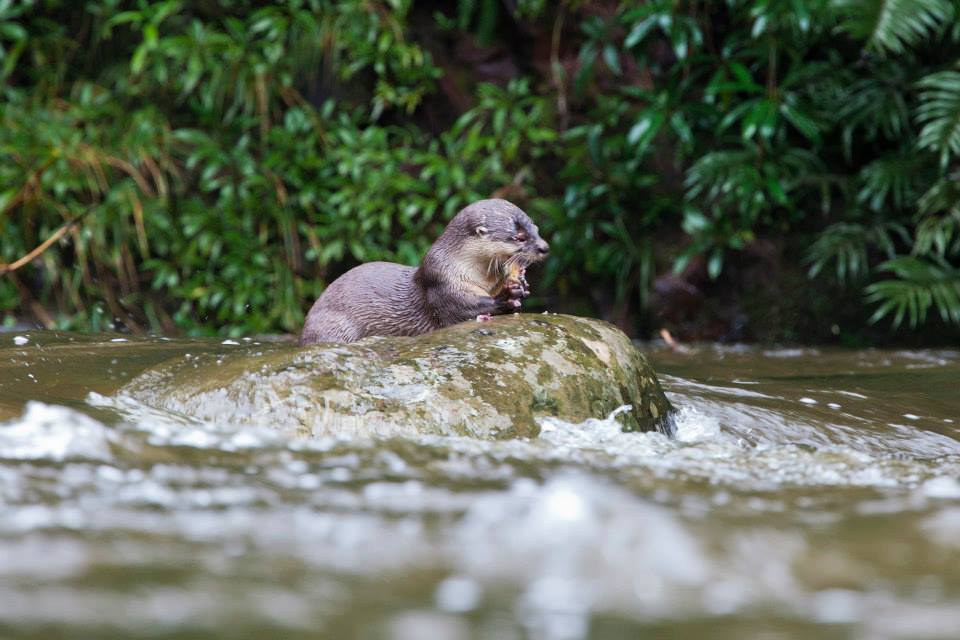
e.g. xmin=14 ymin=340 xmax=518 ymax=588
xmin=535 ymin=239 xmax=550 ymax=255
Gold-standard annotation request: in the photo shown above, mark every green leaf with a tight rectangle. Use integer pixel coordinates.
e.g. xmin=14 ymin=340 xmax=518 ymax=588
xmin=780 ymin=103 xmax=821 ymax=142
xmin=624 ymin=16 xmax=657 ymax=48
xmin=729 ymin=62 xmax=761 ymax=92
xmin=766 ymin=178 xmax=788 ymax=206
xmin=681 ymin=210 xmax=711 ymax=234
xmin=627 ymin=113 xmax=660 ymax=145
xmin=602 ymin=44 xmax=621 ymax=75
xmin=742 ymin=99 xmax=777 ymax=140
xmin=707 ymin=248 xmax=723 ymax=279
xmin=104 ymin=10 xmax=146 ymax=31
xmin=150 ymin=1 xmax=184 ymax=27
xmin=865 ymin=256 xmax=960 ymax=327
xmin=670 ymin=112 xmax=693 ymax=146
xmin=835 ymin=0 xmax=955 ymax=56
xmin=916 ymin=70 xmax=960 ymax=167
xmin=718 ymin=100 xmax=758 ymax=133
xmin=131 ymin=44 xmax=149 ymax=74
xmin=0 ymin=189 xmax=15 ymax=212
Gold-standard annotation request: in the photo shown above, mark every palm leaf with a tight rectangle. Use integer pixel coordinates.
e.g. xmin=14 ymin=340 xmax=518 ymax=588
xmin=857 ymin=152 xmax=924 ymax=211
xmin=916 ymin=70 xmax=960 ymax=167
xmin=835 ymin=0 xmax=954 ymax=55
xmin=914 ymin=212 xmax=960 ymax=256
xmin=866 ymin=256 xmax=960 ymax=326
xmin=824 ymin=68 xmax=912 ymax=149
xmin=918 ymin=172 xmax=960 ymax=215
xmin=806 ymin=221 xmax=907 ymax=282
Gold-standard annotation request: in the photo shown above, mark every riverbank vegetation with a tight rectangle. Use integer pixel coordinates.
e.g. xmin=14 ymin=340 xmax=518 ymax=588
xmin=1 ymin=0 xmax=959 ymax=342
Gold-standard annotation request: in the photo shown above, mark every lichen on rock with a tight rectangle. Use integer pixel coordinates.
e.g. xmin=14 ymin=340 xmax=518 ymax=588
xmin=117 ymin=314 xmax=674 ymax=439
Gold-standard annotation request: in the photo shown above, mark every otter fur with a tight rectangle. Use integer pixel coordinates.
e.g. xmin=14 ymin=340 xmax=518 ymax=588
xmin=299 ymin=199 xmax=549 ymax=345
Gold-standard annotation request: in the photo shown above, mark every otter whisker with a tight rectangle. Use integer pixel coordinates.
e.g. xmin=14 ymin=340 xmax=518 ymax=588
xmin=487 ymin=256 xmax=502 ymax=279
xmin=505 ymin=253 xmax=523 ymax=273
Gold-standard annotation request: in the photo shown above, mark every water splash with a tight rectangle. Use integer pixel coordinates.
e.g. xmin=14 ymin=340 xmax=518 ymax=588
xmin=0 ymin=402 xmax=115 ymax=462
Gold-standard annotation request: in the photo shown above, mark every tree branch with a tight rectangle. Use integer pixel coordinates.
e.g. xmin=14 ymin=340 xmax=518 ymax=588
xmin=0 ymin=220 xmax=77 ymax=275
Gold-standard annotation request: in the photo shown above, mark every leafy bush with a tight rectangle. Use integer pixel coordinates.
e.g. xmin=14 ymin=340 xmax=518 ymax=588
xmin=557 ymin=0 xmax=960 ymax=330
xmin=1 ymin=0 xmax=959 ymax=337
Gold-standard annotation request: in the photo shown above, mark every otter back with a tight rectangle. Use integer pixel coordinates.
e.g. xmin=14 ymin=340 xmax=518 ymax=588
xmin=300 ymin=262 xmax=432 ymax=344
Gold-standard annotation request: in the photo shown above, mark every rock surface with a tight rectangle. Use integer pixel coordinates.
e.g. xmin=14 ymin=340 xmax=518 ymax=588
xmin=117 ymin=314 xmax=674 ymax=439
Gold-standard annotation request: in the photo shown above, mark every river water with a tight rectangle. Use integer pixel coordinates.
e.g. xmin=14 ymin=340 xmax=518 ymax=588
xmin=1 ymin=331 xmax=958 ymax=639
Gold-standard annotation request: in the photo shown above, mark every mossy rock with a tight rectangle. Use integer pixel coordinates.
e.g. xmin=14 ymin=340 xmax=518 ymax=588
xmin=118 ymin=314 xmax=674 ymax=439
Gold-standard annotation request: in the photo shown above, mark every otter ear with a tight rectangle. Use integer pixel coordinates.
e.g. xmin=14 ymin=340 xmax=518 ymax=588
xmin=475 ymin=225 xmax=488 ymax=237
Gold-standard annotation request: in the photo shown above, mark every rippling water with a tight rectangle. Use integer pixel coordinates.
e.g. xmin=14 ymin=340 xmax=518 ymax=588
xmin=1 ymin=332 xmax=959 ymax=639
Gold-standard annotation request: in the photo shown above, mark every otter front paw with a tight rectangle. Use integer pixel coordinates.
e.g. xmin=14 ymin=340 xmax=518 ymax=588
xmin=495 ymin=287 xmax=524 ymax=312
xmin=497 ymin=271 xmax=530 ymax=312
xmin=504 ymin=278 xmax=529 ymax=300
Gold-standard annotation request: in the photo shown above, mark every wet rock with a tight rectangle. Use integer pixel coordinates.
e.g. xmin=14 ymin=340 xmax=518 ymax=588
xmin=117 ymin=314 xmax=674 ymax=439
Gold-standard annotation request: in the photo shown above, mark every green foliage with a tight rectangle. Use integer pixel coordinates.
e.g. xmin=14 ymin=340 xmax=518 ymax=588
xmin=866 ymin=256 xmax=960 ymax=326
xmin=835 ymin=0 xmax=955 ymax=55
xmin=806 ymin=222 xmax=907 ymax=282
xmin=565 ymin=0 xmax=960 ymax=329
xmin=2 ymin=0 xmax=960 ymax=337
xmin=916 ymin=70 xmax=960 ymax=167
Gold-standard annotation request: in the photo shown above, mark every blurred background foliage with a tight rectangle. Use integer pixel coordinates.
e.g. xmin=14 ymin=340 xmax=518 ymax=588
xmin=1 ymin=0 xmax=959 ymax=342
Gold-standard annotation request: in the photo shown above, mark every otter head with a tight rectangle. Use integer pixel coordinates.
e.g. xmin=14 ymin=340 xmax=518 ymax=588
xmin=448 ymin=199 xmax=549 ymax=284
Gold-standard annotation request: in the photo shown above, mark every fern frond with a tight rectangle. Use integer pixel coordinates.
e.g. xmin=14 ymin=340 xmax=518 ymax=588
xmin=832 ymin=72 xmax=911 ymax=145
xmin=914 ymin=212 xmax=960 ymax=257
xmin=686 ymin=149 xmax=758 ymax=198
xmin=866 ymin=256 xmax=960 ymax=326
xmin=914 ymin=176 xmax=960 ymax=257
xmin=916 ymin=70 xmax=960 ymax=167
xmin=918 ymin=172 xmax=960 ymax=215
xmin=857 ymin=152 xmax=924 ymax=211
xmin=686 ymin=146 xmax=819 ymax=219
xmin=835 ymin=0 xmax=954 ymax=55
xmin=806 ymin=221 xmax=907 ymax=282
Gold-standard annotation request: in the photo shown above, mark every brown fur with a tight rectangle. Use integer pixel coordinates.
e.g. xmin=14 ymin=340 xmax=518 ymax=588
xmin=300 ymin=199 xmax=549 ymax=345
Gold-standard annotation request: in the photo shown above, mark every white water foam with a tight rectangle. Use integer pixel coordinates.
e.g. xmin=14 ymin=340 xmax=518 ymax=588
xmin=87 ymin=392 xmax=283 ymax=451
xmin=76 ymin=380 xmax=960 ymax=494
xmin=455 ymin=473 xmax=710 ymax=625
xmin=0 ymin=402 xmax=115 ymax=462
xmin=529 ymin=402 xmax=960 ymax=491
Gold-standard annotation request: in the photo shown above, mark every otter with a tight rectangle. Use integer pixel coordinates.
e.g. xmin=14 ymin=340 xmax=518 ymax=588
xmin=299 ymin=199 xmax=549 ymax=345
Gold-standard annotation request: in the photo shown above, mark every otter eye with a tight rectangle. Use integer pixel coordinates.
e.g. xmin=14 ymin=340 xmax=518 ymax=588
xmin=475 ymin=225 xmax=488 ymax=236
xmin=514 ymin=231 xmax=528 ymax=242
